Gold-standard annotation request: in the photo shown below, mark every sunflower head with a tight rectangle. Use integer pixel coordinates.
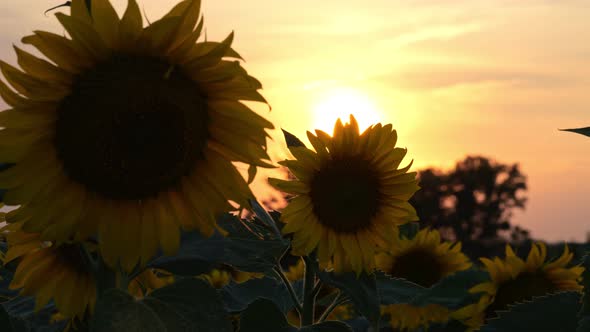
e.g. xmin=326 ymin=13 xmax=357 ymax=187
xmin=376 ymin=228 xmax=472 ymax=288
xmin=470 ymin=242 xmax=583 ymax=321
xmin=2 ymin=224 xmax=96 ymax=320
xmin=269 ymin=115 xmax=419 ymax=274
xmin=0 ymin=0 xmax=274 ymax=272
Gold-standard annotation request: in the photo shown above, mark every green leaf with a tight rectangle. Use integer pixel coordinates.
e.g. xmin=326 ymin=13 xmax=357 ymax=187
xmin=318 ymin=272 xmax=379 ymax=329
xmin=411 ymin=269 xmax=489 ymax=309
xmin=0 ymin=306 xmax=12 ymax=332
xmin=238 ymin=298 xmax=297 ymax=332
xmin=282 ymin=129 xmax=306 ymax=148
xmin=90 ymin=278 xmax=232 ymax=332
xmin=149 ymin=214 xmax=288 ymax=275
xmin=1 ymin=296 xmax=64 ymax=332
xmin=376 ymin=271 xmax=424 ymax=305
xmin=578 ymin=252 xmax=590 ymax=315
xmin=298 ymin=321 xmax=354 ymax=331
xmin=560 ymin=127 xmax=590 ymax=137
xmin=247 ymin=164 xmax=257 ymax=184
xmin=221 ymin=276 xmax=296 ymax=313
xmin=249 ymin=199 xmax=284 ymax=239
xmin=577 ymin=252 xmax=590 ymax=332
xmin=90 ymin=289 xmax=166 ymax=332
xmin=428 ymin=320 xmax=472 ymax=332
xmin=578 ymin=316 xmax=590 ymax=332
xmin=480 ymin=291 xmax=581 ymax=332
xmin=398 ymin=222 xmax=420 ymax=239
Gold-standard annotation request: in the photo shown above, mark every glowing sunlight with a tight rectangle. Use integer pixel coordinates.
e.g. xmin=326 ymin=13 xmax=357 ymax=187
xmin=311 ymin=88 xmax=382 ymax=134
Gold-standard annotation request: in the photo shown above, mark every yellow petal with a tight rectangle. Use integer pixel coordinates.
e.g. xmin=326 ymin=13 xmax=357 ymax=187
xmin=55 ymin=13 xmax=109 ymax=61
xmin=139 ymin=16 xmax=182 ymax=54
xmin=119 ymin=0 xmax=143 ymax=45
xmin=91 ymin=0 xmax=120 ymax=48
xmin=22 ymin=31 xmax=88 ymax=72
xmin=70 ymin=0 xmax=92 ymax=24
xmin=13 ymin=46 xmax=71 ymax=84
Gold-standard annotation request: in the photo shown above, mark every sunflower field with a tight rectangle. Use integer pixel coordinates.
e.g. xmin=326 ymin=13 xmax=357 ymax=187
xmin=0 ymin=1 xmax=589 ymax=331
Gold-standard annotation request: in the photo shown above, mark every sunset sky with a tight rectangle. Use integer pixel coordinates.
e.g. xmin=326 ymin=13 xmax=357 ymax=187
xmin=1 ymin=0 xmax=589 ymax=241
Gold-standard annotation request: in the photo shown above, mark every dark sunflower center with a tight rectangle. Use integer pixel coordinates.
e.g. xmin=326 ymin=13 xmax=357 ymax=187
xmin=389 ymin=249 xmax=445 ymax=287
xmin=309 ymin=156 xmax=381 ymax=233
xmin=55 ymin=54 xmax=209 ymax=200
xmin=485 ymin=272 xmax=556 ymax=318
xmin=54 ymin=243 xmax=91 ymax=275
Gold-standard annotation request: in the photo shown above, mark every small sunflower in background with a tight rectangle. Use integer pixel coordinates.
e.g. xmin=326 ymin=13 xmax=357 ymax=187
xmin=2 ymin=223 xmax=96 ymax=321
xmin=128 ymin=268 xmax=174 ymax=298
xmin=468 ymin=243 xmax=583 ymax=323
xmin=269 ymin=115 xmax=419 ymax=274
xmin=376 ymin=228 xmax=472 ymax=287
xmin=0 ymin=0 xmax=274 ymax=271
xmin=197 ymin=264 xmax=262 ymax=288
xmin=376 ymin=228 xmax=473 ymax=331
xmin=284 ymin=258 xmax=305 ymax=282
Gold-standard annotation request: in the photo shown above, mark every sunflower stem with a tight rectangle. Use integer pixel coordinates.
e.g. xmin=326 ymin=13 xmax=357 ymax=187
xmin=272 ymin=266 xmax=303 ymax=315
xmin=310 ymin=280 xmax=323 ymax=300
xmin=317 ymin=292 xmax=349 ymax=323
xmin=302 ymin=255 xmax=317 ymax=326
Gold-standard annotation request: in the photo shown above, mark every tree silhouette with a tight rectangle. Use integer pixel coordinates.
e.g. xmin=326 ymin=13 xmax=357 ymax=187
xmin=411 ymin=156 xmax=529 ymax=244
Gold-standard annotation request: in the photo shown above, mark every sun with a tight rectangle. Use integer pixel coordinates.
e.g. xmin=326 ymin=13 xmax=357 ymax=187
xmin=312 ymin=88 xmax=382 ymax=134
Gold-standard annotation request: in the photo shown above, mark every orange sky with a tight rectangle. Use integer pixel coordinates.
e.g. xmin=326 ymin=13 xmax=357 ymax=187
xmin=1 ymin=0 xmax=589 ymax=241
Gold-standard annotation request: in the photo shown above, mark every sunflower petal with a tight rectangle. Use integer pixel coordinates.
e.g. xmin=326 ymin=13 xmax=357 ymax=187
xmin=91 ymin=0 xmax=120 ymax=48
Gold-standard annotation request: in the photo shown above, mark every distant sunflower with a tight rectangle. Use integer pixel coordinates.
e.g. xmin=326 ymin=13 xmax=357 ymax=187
xmin=376 ymin=228 xmax=471 ymax=331
xmin=470 ymin=243 xmax=583 ymax=320
xmin=269 ymin=115 xmax=419 ymax=274
xmin=198 ymin=265 xmax=261 ymax=288
xmin=0 ymin=0 xmax=273 ymax=271
xmin=2 ymin=224 xmax=96 ymax=320
xmin=376 ymin=228 xmax=471 ymax=287
xmin=284 ymin=258 xmax=305 ymax=282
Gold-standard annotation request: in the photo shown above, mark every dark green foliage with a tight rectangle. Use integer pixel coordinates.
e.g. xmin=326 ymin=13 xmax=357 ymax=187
xmin=90 ymin=278 xmax=232 ymax=332
xmin=411 ymin=269 xmax=489 ymax=309
xmin=375 ymin=272 xmax=424 ymax=304
xmin=560 ymin=127 xmax=590 ymax=138
xmin=0 ymin=306 xmax=13 ymax=332
xmin=238 ymin=298 xmax=296 ymax=332
xmin=149 ymin=213 xmax=288 ymax=275
xmin=249 ymin=199 xmax=284 ymax=238
xmin=397 ymin=222 xmax=419 ymax=239
xmin=479 ymin=291 xmax=581 ymax=332
xmin=298 ymin=321 xmax=354 ymax=331
xmin=577 ymin=252 xmax=590 ymax=332
xmin=282 ymin=129 xmax=306 ymax=148
xmin=578 ymin=316 xmax=590 ymax=332
xmin=318 ymin=272 xmax=379 ymax=329
xmin=221 ymin=276 xmax=296 ymax=314
xmin=1 ymin=296 xmax=65 ymax=332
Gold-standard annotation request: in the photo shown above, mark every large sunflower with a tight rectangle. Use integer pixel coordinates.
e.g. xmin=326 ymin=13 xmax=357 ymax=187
xmin=269 ymin=115 xmax=419 ymax=274
xmin=469 ymin=242 xmax=583 ymax=321
xmin=0 ymin=0 xmax=274 ymax=271
xmin=375 ymin=228 xmax=471 ymax=287
xmin=2 ymin=224 xmax=96 ymax=320
xmin=376 ymin=228 xmax=472 ymax=331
